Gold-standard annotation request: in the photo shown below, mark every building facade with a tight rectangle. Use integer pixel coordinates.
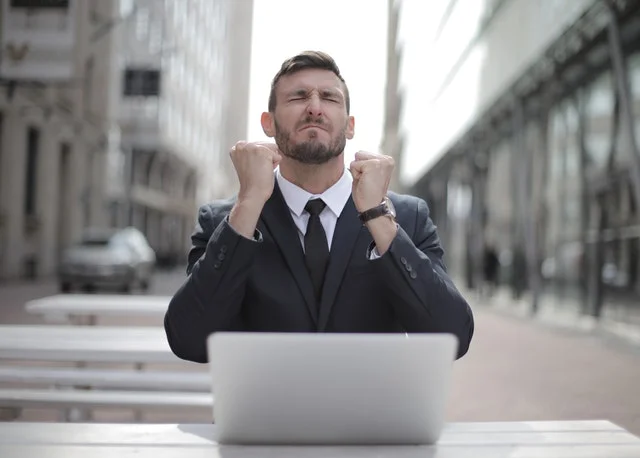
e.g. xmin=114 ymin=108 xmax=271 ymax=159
xmin=386 ymin=0 xmax=640 ymax=327
xmin=0 ymin=0 xmax=253 ymax=280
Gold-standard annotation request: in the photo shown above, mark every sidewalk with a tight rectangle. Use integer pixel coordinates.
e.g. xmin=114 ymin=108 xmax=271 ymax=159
xmin=0 ymin=278 xmax=58 ymax=325
xmin=449 ymin=287 xmax=640 ymax=436
xmin=465 ymin=284 xmax=640 ymax=349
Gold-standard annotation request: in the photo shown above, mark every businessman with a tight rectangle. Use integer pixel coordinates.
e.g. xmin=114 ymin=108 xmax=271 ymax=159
xmin=164 ymin=51 xmax=474 ymax=363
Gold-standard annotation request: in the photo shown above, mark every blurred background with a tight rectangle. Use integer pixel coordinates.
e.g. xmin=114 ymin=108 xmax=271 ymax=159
xmin=1 ymin=0 xmax=639 ymax=331
xmin=0 ymin=0 xmax=640 ymax=432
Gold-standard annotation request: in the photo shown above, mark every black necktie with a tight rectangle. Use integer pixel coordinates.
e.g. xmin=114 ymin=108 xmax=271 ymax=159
xmin=304 ymin=199 xmax=329 ymax=302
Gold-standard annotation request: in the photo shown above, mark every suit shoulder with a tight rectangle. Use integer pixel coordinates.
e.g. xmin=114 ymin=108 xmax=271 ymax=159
xmin=387 ymin=191 xmax=428 ymax=213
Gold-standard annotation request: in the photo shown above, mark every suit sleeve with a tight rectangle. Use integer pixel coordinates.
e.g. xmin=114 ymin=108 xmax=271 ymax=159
xmin=373 ymin=198 xmax=474 ymax=358
xmin=164 ymin=204 xmax=261 ymax=363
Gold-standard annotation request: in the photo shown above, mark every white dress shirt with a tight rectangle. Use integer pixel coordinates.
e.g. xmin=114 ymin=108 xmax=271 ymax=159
xmin=276 ymin=167 xmax=352 ymax=252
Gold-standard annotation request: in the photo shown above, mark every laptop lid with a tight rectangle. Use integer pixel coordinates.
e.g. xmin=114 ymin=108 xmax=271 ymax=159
xmin=207 ymin=332 xmax=458 ymax=445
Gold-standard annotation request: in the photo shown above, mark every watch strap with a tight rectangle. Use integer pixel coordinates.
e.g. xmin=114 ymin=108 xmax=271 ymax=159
xmin=358 ymin=201 xmax=391 ymax=224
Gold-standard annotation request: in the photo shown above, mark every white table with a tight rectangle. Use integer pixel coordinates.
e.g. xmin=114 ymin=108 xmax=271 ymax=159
xmin=0 ymin=420 xmax=639 ymax=457
xmin=0 ymin=325 xmax=179 ymax=364
xmin=0 ymin=324 xmax=203 ymax=420
xmin=25 ymin=294 xmax=170 ymax=324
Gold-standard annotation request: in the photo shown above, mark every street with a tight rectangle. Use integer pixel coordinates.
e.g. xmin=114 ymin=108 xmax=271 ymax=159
xmin=1 ymin=269 xmax=639 ymax=435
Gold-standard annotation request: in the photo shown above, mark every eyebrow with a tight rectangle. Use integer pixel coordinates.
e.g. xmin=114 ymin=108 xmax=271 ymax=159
xmin=286 ymin=88 xmax=343 ymax=99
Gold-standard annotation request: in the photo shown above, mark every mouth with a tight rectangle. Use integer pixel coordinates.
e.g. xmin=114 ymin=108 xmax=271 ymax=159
xmin=299 ymin=124 xmax=327 ymax=132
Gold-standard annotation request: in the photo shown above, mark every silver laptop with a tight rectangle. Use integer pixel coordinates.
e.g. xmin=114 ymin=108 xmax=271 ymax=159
xmin=206 ymin=332 xmax=458 ymax=445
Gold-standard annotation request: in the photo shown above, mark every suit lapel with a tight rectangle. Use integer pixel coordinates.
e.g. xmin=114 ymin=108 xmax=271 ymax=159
xmin=259 ymin=182 xmax=318 ymax=324
xmin=317 ymin=197 xmax=365 ymax=331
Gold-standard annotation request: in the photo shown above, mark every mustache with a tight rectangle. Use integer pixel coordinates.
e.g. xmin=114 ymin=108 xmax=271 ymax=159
xmin=296 ymin=116 xmax=329 ymax=130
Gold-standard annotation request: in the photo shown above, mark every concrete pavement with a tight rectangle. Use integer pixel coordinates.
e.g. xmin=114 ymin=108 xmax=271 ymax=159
xmin=1 ymin=270 xmax=639 ymax=435
xmin=448 ymin=291 xmax=640 ymax=436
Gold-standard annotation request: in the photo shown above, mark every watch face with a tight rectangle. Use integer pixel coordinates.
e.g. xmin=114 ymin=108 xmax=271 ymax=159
xmin=384 ymin=196 xmax=396 ymax=217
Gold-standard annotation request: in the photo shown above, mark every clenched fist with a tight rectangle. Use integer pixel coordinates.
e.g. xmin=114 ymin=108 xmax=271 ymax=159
xmin=349 ymin=151 xmax=395 ymax=213
xmin=230 ymin=141 xmax=282 ymax=205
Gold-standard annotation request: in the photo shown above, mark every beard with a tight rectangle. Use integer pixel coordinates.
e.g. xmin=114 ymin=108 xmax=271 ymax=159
xmin=274 ymin=116 xmax=347 ymax=165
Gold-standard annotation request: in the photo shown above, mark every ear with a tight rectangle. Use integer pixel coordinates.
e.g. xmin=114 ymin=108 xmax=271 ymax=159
xmin=345 ymin=115 xmax=355 ymax=140
xmin=261 ymin=112 xmax=275 ymax=138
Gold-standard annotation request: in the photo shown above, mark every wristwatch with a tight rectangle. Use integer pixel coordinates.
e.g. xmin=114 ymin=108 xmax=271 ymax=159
xmin=358 ymin=196 xmax=396 ymax=224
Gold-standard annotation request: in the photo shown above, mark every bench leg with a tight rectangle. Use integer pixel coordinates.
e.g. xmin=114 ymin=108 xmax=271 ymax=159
xmin=63 ymin=406 xmax=93 ymax=422
xmin=133 ymin=408 xmax=144 ymax=422
xmin=0 ymin=407 xmax=20 ymax=421
xmin=58 ymin=381 xmax=93 ymax=422
xmin=69 ymin=314 xmax=97 ymax=326
xmin=133 ymin=362 xmax=145 ymax=422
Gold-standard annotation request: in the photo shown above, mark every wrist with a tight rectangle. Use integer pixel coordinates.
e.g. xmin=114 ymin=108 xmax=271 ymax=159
xmin=365 ymin=216 xmax=397 ymax=230
xmin=229 ymin=199 xmax=264 ymax=240
xmin=365 ymin=218 xmax=397 ymax=256
xmin=235 ymin=195 xmax=267 ymax=212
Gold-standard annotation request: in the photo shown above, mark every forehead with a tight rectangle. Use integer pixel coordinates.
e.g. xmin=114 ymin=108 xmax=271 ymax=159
xmin=277 ymin=68 xmax=346 ymax=94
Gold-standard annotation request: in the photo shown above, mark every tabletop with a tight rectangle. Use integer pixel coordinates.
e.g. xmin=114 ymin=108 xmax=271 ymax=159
xmin=0 ymin=324 xmax=179 ymax=363
xmin=25 ymin=294 xmax=170 ymax=320
xmin=1 ymin=420 xmax=639 ymax=457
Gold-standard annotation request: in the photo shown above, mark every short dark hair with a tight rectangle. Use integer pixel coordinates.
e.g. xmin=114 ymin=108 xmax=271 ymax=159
xmin=268 ymin=51 xmax=350 ymax=113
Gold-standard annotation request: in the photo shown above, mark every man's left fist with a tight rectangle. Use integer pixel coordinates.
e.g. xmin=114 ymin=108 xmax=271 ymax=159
xmin=349 ymin=151 xmax=395 ymax=213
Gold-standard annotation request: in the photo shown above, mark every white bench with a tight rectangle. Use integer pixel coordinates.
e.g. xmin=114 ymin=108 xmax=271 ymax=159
xmin=0 ymin=366 xmax=210 ymax=392
xmin=0 ymin=324 xmax=207 ymax=421
xmin=0 ymin=324 xmax=180 ymax=364
xmin=0 ymin=388 xmax=213 ymax=421
xmin=24 ymin=294 xmax=170 ymax=325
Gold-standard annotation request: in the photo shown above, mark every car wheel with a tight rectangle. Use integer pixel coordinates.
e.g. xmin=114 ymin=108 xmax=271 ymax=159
xmin=120 ymin=282 xmax=132 ymax=293
xmin=60 ymin=282 xmax=72 ymax=293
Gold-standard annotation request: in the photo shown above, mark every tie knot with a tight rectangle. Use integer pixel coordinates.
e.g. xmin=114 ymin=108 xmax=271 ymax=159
xmin=305 ymin=198 xmax=326 ymax=216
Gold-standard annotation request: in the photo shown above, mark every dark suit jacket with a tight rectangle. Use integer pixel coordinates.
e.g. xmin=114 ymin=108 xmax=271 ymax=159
xmin=164 ymin=183 xmax=474 ymax=363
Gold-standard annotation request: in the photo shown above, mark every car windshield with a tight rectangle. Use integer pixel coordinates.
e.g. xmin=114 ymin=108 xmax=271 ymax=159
xmin=79 ymin=237 xmax=111 ymax=247
xmin=78 ymin=231 xmax=125 ymax=249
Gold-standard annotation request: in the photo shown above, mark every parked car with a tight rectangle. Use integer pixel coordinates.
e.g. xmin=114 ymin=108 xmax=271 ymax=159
xmin=58 ymin=227 xmax=156 ymax=293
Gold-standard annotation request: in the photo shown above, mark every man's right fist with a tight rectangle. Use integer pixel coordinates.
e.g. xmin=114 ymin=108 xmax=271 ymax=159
xmin=230 ymin=141 xmax=282 ymax=204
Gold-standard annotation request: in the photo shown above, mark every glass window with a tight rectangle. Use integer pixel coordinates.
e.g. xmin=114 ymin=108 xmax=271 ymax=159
xmin=120 ymin=0 xmax=134 ymax=16
xmin=135 ymin=7 xmax=149 ymax=40
xmin=628 ymin=53 xmax=640 ymax=157
xmin=544 ymin=101 xmax=583 ymax=291
xmin=583 ymin=71 xmax=614 ymax=172
xmin=485 ymin=142 xmax=513 ymax=251
xmin=122 ymin=68 xmax=161 ymax=97
xmin=149 ymin=23 xmax=162 ymax=54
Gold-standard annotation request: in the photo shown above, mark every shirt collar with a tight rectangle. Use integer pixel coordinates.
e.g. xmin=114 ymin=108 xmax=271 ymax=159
xmin=276 ymin=167 xmax=352 ymax=218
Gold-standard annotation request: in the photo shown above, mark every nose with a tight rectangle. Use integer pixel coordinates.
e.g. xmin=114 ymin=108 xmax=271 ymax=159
xmin=306 ymin=94 xmax=323 ymax=118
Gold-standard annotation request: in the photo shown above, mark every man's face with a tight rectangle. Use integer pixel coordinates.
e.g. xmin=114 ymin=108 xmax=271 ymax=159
xmin=263 ymin=69 xmax=355 ymax=165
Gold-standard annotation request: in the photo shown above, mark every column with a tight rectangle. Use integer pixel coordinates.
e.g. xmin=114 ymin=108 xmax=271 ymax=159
xmin=0 ymin=113 xmax=27 ymax=279
xmin=148 ymin=155 xmax=163 ymax=190
xmin=67 ymin=137 xmax=87 ymax=246
xmin=146 ymin=209 xmax=160 ymax=254
xmin=132 ymin=204 xmax=146 ymax=232
xmin=90 ymin=148 xmax=108 ymax=228
xmin=35 ymin=124 xmax=61 ymax=277
xmin=56 ymin=141 xmax=74 ymax=262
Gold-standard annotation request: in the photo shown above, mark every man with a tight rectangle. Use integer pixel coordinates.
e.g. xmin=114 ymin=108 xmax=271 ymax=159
xmin=164 ymin=51 xmax=474 ymax=363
